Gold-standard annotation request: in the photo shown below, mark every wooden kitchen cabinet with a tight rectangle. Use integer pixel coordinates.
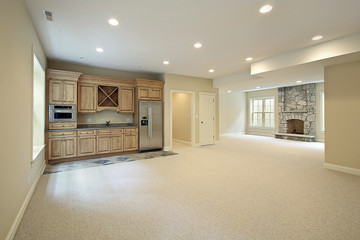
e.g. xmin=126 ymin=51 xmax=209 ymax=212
xmin=97 ymin=136 xmax=111 ymax=154
xmin=123 ymin=128 xmax=138 ymax=151
xmin=137 ymin=87 xmax=162 ymax=100
xmin=78 ymin=84 xmax=97 ymax=112
xmin=135 ymin=79 xmax=164 ymax=101
xmin=120 ymin=87 xmax=135 ymax=113
xmin=111 ymin=135 xmax=123 ymax=152
xmin=96 ymin=129 xmax=124 ymax=154
xmin=49 ymin=80 xmax=77 ymax=105
xmin=47 ymin=69 xmax=81 ymax=105
xmin=78 ymin=137 xmax=96 ymax=156
xmin=48 ymin=136 xmax=77 ymax=160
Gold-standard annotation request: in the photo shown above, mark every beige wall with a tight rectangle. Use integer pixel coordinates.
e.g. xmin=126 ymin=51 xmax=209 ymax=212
xmin=246 ymin=88 xmax=279 ymax=137
xmin=325 ymin=60 xmax=360 ymax=170
xmin=219 ymin=91 xmax=246 ymax=134
xmin=78 ymin=111 xmax=133 ymax=125
xmin=315 ymin=82 xmax=325 ymax=142
xmin=172 ymin=93 xmax=191 ymax=142
xmin=0 ymin=1 xmax=46 ymax=239
xmin=48 ymin=60 xmax=162 ymax=80
xmin=164 ymin=73 xmax=219 ymax=149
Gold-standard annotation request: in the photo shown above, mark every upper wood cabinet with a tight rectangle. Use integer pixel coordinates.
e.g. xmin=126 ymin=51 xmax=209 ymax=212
xmin=120 ymin=87 xmax=135 ymax=113
xmin=135 ymin=79 xmax=164 ymax=101
xmin=78 ymin=74 xmax=136 ymax=113
xmin=46 ymin=69 xmax=81 ymax=105
xmin=78 ymin=83 xmax=97 ymax=113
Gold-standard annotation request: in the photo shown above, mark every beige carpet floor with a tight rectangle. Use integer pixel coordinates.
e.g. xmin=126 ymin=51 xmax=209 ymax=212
xmin=15 ymin=134 xmax=360 ymax=240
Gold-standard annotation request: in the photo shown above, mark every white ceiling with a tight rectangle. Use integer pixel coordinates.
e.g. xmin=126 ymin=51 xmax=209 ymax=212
xmin=25 ymin=0 xmax=360 ymax=79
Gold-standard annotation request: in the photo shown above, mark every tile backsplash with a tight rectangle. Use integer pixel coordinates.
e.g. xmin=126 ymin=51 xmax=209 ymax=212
xmin=78 ymin=110 xmax=133 ymax=124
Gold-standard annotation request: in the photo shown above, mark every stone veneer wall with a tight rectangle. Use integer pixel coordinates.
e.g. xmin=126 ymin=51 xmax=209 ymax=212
xmin=278 ymin=84 xmax=316 ymax=136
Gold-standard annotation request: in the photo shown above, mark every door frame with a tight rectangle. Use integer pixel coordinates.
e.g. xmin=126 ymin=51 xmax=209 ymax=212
xmin=170 ymin=90 xmax=195 ymax=149
xmin=199 ymin=92 xmax=216 ymax=146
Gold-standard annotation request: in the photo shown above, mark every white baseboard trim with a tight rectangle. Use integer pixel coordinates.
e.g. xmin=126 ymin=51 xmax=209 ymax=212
xmin=163 ymin=146 xmax=172 ymax=151
xmin=315 ymin=138 xmax=324 ymax=143
xmin=172 ymin=138 xmax=192 ymax=146
xmin=6 ymin=161 xmax=46 ymax=240
xmin=324 ymin=163 xmax=360 ymax=176
xmin=193 ymin=143 xmax=201 ymax=148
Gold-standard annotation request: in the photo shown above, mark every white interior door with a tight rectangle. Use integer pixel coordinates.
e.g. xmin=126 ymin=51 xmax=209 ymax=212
xmin=199 ymin=92 xmax=215 ymax=145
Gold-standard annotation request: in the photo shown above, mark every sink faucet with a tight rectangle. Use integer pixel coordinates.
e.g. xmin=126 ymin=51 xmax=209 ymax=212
xmin=105 ymin=121 xmax=111 ymax=126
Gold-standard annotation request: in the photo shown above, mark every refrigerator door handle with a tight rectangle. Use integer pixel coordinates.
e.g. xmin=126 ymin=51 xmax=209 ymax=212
xmin=148 ymin=107 xmax=152 ymax=139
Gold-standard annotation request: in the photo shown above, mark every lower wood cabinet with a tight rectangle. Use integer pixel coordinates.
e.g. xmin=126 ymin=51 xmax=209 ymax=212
xmin=124 ymin=132 xmax=138 ymax=151
xmin=48 ymin=137 xmax=77 ymax=160
xmin=78 ymin=136 xmax=96 ymax=156
xmin=47 ymin=127 xmax=138 ymax=162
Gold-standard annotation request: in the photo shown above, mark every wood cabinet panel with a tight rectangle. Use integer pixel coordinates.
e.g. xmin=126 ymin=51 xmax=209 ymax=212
xmin=78 ymin=130 xmax=96 ymax=136
xmin=48 ymin=131 xmax=77 ymax=138
xmin=97 ymin=129 xmax=123 ymax=135
xmin=120 ymin=87 xmax=134 ymax=113
xmin=150 ymin=88 xmax=162 ymax=100
xmin=138 ymin=87 xmax=150 ymax=99
xmin=63 ymin=81 xmax=77 ymax=104
xmin=78 ymin=84 xmax=97 ymax=112
xmin=49 ymin=80 xmax=63 ymax=104
xmin=97 ymin=136 xmax=111 ymax=154
xmin=78 ymin=137 xmax=96 ymax=156
xmin=111 ymin=135 xmax=123 ymax=152
xmin=49 ymin=122 xmax=77 ymax=130
xmin=63 ymin=138 xmax=77 ymax=158
xmin=124 ymin=133 xmax=138 ymax=151
xmin=48 ymin=139 xmax=62 ymax=160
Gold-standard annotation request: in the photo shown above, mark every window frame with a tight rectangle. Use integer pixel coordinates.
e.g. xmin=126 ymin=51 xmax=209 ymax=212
xmin=249 ymin=96 xmax=275 ymax=129
xmin=31 ymin=48 xmax=46 ymax=162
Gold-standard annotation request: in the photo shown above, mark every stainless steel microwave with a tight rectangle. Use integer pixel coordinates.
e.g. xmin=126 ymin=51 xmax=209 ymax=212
xmin=49 ymin=105 xmax=77 ymax=122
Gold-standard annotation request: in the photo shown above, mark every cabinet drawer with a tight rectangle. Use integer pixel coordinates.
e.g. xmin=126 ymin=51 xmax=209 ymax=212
xmin=48 ymin=131 xmax=77 ymax=138
xmin=97 ymin=129 xmax=123 ymax=135
xmin=49 ymin=122 xmax=77 ymax=130
xmin=124 ymin=128 xmax=138 ymax=133
xmin=78 ymin=130 xmax=96 ymax=136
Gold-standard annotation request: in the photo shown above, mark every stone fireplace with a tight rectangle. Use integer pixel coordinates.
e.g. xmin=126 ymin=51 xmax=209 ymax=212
xmin=275 ymin=84 xmax=316 ymax=142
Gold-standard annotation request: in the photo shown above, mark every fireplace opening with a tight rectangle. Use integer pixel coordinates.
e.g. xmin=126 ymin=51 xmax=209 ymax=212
xmin=287 ymin=119 xmax=304 ymax=134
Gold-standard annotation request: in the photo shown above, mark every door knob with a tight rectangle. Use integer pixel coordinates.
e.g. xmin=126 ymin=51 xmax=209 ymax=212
xmin=201 ymin=121 xmax=203 ymax=124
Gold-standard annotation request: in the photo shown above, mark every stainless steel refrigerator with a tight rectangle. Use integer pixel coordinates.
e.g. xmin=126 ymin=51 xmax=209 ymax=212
xmin=139 ymin=101 xmax=163 ymax=152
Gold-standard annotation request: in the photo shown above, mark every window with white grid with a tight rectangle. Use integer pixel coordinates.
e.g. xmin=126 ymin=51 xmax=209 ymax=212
xmin=250 ymin=97 xmax=275 ymax=128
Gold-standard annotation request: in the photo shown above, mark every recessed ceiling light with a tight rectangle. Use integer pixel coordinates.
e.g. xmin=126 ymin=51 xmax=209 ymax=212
xmin=108 ymin=18 xmax=119 ymax=26
xmin=194 ymin=42 xmax=202 ymax=48
xmin=163 ymin=60 xmax=170 ymax=65
xmin=260 ymin=5 xmax=273 ymax=14
xmin=227 ymin=90 xmax=232 ymax=93
xmin=312 ymin=35 xmax=323 ymax=41
xmin=256 ymin=86 xmax=261 ymax=89
xmin=209 ymin=69 xmax=215 ymax=73
xmin=296 ymin=80 xmax=302 ymax=83
xmin=246 ymin=57 xmax=253 ymax=61
xmin=96 ymin=48 xmax=104 ymax=53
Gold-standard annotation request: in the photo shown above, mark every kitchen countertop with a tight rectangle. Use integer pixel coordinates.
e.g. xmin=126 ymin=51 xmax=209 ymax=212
xmin=47 ymin=123 xmax=138 ymax=132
